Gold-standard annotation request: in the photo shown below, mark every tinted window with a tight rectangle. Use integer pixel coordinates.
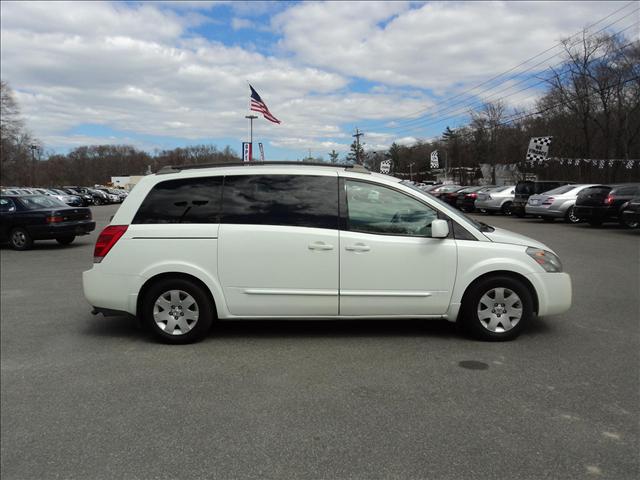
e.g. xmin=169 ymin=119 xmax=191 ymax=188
xmin=544 ymin=185 xmax=578 ymax=195
xmin=17 ymin=196 xmax=68 ymax=210
xmin=222 ymin=175 xmax=338 ymax=229
xmin=133 ymin=177 xmax=223 ymax=224
xmin=346 ymin=180 xmax=438 ymax=236
xmin=612 ymin=185 xmax=639 ymax=196
xmin=0 ymin=198 xmax=16 ymax=212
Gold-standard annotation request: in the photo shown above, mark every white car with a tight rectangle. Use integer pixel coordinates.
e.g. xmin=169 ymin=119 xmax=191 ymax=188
xmin=475 ymin=185 xmax=515 ymax=215
xmin=83 ymin=163 xmax=571 ymax=344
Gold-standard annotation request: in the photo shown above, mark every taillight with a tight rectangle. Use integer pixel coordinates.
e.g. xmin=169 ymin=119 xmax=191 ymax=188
xmin=466 ymin=193 xmax=478 ymax=199
xmin=542 ymin=196 xmax=555 ymax=205
xmin=93 ymin=225 xmax=128 ymax=263
xmin=46 ymin=215 xmax=64 ymax=223
xmin=604 ymin=195 xmax=614 ymax=205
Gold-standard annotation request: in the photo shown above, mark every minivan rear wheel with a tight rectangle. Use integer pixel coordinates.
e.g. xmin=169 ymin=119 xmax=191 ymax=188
xmin=142 ymin=278 xmax=213 ymax=344
xmin=461 ymin=276 xmax=533 ymax=341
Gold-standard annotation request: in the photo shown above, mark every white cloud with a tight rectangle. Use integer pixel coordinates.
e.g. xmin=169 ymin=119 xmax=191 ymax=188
xmin=231 ymin=18 xmax=254 ymax=30
xmin=274 ymin=1 xmax=637 ymax=90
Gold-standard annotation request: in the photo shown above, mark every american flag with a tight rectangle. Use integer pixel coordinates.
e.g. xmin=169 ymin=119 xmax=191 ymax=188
xmin=249 ymin=84 xmax=281 ymax=124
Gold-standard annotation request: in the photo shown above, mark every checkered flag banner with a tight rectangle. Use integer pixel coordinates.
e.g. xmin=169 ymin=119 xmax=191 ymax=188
xmin=430 ymin=150 xmax=439 ymax=168
xmin=626 ymin=159 xmax=635 ymax=169
xmin=526 ymin=136 xmax=552 ymax=163
xmin=379 ymin=160 xmax=391 ymax=174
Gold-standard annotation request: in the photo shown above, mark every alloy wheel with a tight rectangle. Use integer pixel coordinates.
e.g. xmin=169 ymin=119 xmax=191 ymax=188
xmin=477 ymin=287 xmax=523 ymax=333
xmin=153 ymin=290 xmax=199 ymax=335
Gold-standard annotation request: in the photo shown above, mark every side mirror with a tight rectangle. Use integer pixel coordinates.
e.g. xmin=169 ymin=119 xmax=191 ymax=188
xmin=431 ymin=219 xmax=450 ymax=238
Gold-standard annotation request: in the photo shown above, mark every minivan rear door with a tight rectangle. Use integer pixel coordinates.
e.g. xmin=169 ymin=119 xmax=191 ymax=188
xmin=218 ymin=173 xmax=339 ymax=317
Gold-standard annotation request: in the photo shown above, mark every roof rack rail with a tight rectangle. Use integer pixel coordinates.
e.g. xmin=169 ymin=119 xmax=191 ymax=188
xmin=156 ymin=161 xmax=370 ymax=174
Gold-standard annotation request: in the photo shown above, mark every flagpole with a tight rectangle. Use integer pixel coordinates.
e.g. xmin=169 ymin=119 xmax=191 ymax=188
xmin=245 ymin=115 xmax=257 ymax=161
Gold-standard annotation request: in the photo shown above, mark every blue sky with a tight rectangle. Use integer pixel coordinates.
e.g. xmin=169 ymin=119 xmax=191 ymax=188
xmin=1 ymin=1 xmax=637 ymax=161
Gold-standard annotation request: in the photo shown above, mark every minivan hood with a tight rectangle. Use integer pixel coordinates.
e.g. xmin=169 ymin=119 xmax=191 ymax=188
xmin=483 ymin=226 xmax=550 ymax=250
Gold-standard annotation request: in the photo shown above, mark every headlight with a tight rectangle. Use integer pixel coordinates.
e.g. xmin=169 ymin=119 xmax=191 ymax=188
xmin=526 ymin=247 xmax=563 ymax=273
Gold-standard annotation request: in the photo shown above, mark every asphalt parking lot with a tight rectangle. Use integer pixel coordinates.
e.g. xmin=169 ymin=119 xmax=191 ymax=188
xmin=1 ymin=204 xmax=638 ymax=480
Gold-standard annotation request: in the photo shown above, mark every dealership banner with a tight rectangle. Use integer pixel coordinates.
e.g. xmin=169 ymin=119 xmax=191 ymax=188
xmin=258 ymin=142 xmax=265 ymax=161
xmin=430 ymin=150 xmax=439 ymax=168
xmin=526 ymin=137 xmax=552 ymax=164
xmin=242 ymin=142 xmax=252 ymax=162
xmin=379 ymin=160 xmax=391 ymax=174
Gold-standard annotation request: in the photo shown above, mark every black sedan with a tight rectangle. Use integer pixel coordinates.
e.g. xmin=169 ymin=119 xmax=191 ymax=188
xmin=0 ymin=195 xmax=95 ymax=250
xmin=574 ymin=183 xmax=640 ymax=227
xmin=620 ymin=195 xmax=640 ymax=228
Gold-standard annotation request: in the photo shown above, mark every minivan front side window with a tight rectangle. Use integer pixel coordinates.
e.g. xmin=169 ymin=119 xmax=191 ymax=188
xmin=346 ymin=180 xmax=437 ymax=236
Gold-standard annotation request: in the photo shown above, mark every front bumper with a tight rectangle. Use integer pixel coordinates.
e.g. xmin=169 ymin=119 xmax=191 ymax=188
xmin=526 ymin=272 xmax=572 ymax=317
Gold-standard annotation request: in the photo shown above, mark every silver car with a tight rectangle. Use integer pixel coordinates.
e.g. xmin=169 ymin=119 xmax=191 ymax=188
xmin=475 ymin=185 xmax=515 ymax=215
xmin=525 ymin=184 xmax=597 ymax=223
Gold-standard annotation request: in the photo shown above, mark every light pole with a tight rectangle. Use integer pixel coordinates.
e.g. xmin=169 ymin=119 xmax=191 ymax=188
xmin=245 ymin=115 xmax=257 ymax=161
xmin=409 ymin=162 xmax=415 ymax=182
xmin=30 ymin=144 xmax=38 ymax=186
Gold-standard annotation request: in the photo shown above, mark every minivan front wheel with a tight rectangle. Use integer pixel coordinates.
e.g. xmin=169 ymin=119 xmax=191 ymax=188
xmin=142 ymin=278 xmax=213 ymax=344
xmin=461 ymin=276 xmax=533 ymax=341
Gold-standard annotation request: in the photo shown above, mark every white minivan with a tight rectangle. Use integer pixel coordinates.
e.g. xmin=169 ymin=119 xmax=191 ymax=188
xmin=83 ymin=163 xmax=571 ymax=344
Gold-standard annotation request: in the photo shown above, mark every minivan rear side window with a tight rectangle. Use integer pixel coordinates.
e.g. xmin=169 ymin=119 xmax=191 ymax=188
xmin=222 ymin=175 xmax=338 ymax=230
xmin=132 ymin=177 xmax=223 ymax=224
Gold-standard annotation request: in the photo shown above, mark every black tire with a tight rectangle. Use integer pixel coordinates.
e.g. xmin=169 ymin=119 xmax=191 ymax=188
xmin=142 ymin=278 xmax=214 ymax=344
xmin=501 ymin=202 xmax=513 ymax=216
xmin=542 ymin=217 xmax=555 ymax=223
xmin=56 ymin=235 xmax=76 ymax=245
xmin=8 ymin=227 xmax=33 ymax=250
xmin=94 ymin=198 xmax=102 ymax=206
xmin=620 ymin=215 xmax=639 ymax=229
xmin=564 ymin=206 xmax=580 ymax=224
xmin=460 ymin=275 xmax=534 ymax=341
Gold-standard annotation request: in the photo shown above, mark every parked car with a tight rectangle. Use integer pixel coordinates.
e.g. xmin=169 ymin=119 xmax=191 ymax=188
xmin=97 ymin=188 xmax=127 ymax=203
xmin=525 ymin=184 xmax=597 ymax=224
xmin=0 ymin=195 xmax=95 ymax=250
xmin=85 ymin=188 xmax=110 ymax=205
xmin=48 ymin=188 xmax=83 ymax=207
xmin=83 ymin=163 xmax=571 ymax=344
xmin=456 ymin=186 xmax=496 ymax=212
xmin=620 ymin=194 xmax=640 ymax=229
xmin=574 ymin=183 xmax=640 ymax=227
xmin=512 ymin=180 xmax=575 ymax=217
xmin=60 ymin=187 xmax=93 ymax=206
xmin=438 ymin=186 xmax=468 ymax=207
xmin=427 ymin=184 xmax=463 ymax=198
xmin=475 ymin=185 xmax=515 ymax=215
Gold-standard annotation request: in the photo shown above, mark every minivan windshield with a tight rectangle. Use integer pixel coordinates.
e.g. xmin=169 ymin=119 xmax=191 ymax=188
xmin=400 ymin=181 xmax=489 ymax=232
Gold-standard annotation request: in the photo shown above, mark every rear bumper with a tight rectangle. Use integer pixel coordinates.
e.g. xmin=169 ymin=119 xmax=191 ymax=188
xmin=526 ymin=272 xmax=572 ymax=317
xmin=83 ymin=267 xmax=141 ymax=316
xmin=525 ymin=205 xmax=565 ymax=218
xmin=475 ymin=198 xmax=508 ymax=211
xmin=573 ymin=205 xmax=616 ymax=222
xmin=29 ymin=221 xmax=95 ymax=239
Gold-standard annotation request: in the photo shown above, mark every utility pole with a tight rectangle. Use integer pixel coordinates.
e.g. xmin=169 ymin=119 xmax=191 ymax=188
xmin=245 ymin=115 xmax=258 ymax=161
xmin=30 ymin=144 xmax=38 ymax=186
xmin=353 ymin=128 xmax=364 ymax=164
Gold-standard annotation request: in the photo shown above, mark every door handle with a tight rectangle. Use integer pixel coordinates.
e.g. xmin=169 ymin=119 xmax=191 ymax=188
xmin=345 ymin=243 xmax=371 ymax=252
xmin=308 ymin=241 xmax=334 ymax=251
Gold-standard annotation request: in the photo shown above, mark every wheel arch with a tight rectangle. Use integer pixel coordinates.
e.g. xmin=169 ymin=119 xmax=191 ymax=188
xmin=136 ymin=272 xmax=219 ymax=319
xmin=460 ymin=270 xmax=539 ymax=315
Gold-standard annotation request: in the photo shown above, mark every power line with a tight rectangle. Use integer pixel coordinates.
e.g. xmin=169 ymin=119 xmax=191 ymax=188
xmin=367 ymin=2 xmax=638 ymax=131
xmin=389 ymin=34 xmax=639 ymax=136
